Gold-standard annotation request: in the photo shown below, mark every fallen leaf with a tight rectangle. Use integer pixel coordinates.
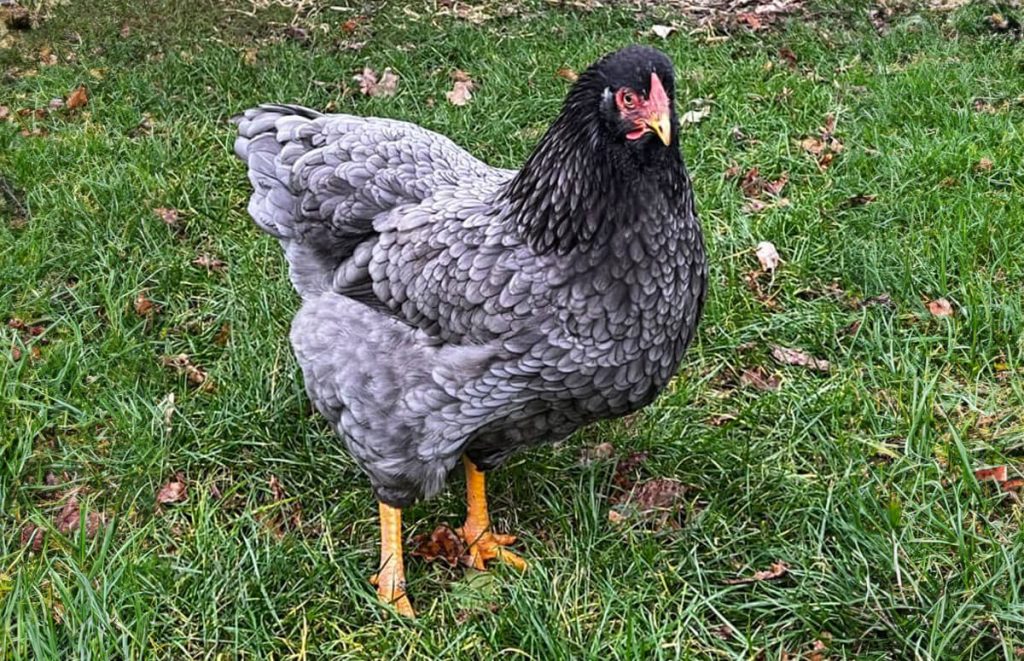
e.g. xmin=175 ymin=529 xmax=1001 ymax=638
xmin=54 ymin=494 xmax=103 ymax=537
xmin=192 ymin=254 xmax=226 ymax=272
xmin=354 ymin=66 xmax=398 ymax=98
xmin=755 ymin=241 xmax=782 ymax=272
xmin=800 ymin=137 xmax=826 ymax=155
xmin=446 ymin=76 xmax=475 ymax=106
xmin=926 ymin=298 xmax=953 ymax=317
xmin=11 ymin=345 xmax=22 ymax=360
xmin=160 ymin=354 xmax=212 ymax=390
xmin=975 ymin=157 xmax=994 ymax=172
xmin=723 ymin=162 xmax=741 ymax=179
xmin=607 ymin=509 xmax=627 ymax=524
xmin=778 ymin=46 xmax=798 ymax=68
xmin=842 ymin=194 xmax=876 ymax=207
xmin=65 ymin=85 xmax=88 ymax=110
xmin=159 ymin=392 xmax=175 ymax=432
xmin=771 ymin=345 xmax=830 ymax=372
xmin=153 ymin=207 xmax=179 ymax=226
xmin=410 ymin=525 xmax=467 ymax=567
xmin=213 ymin=322 xmax=231 ymax=346
xmin=809 ymin=638 xmax=828 ymax=661
xmin=680 ymin=106 xmax=710 ymax=125
xmin=133 ymin=291 xmax=158 ymax=316
xmin=737 ymin=13 xmax=762 ymax=29
xmin=764 ymin=173 xmax=788 ymax=197
xmin=556 ymin=67 xmax=578 ymax=82
xmin=242 ymin=48 xmax=258 ymax=66
xmin=610 ymin=478 xmax=689 ymax=528
xmin=580 ymin=441 xmax=616 ymax=464
xmin=341 ymin=17 xmax=362 ymax=33
xmin=974 ymin=465 xmax=1008 ymax=483
xmin=0 ymin=106 xmax=9 ymax=121
xmin=739 ymin=168 xmax=763 ymax=197
xmin=20 ymin=522 xmax=45 ymax=552
xmin=723 ymin=560 xmax=789 ymax=584
xmin=612 ymin=451 xmax=648 ymax=490
xmin=740 ymin=366 xmax=781 ymax=391
xmin=651 ymin=24 xmax=676 ymax=39
xmin=156 ymin=476 xmax=186 ymax=504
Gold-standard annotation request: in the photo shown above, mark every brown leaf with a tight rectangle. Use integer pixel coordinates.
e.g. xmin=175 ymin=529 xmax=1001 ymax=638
xmin=213 ymin=322 xmax=231 ymax=346
xmin=0 ymin=106 xmax=9 ymax=121
xmin=192 ymin=254 xmax=226 ymax=272
xmin=446 ymin=77 xmax=475 ymax=106
xmin=242 ymin=48 xmax=258 ymax=66
xmin=341 ymin=17 xmax=362 ymax=34
xmin=409 ymin=525 xmax=466 ymax=566
xmin=739 ymin=168 xmax=763 ymax=197
xmin=580 ymin=441 xmax=616 ymax=464
xmin=612 ymin=451 xmax=648 ymax=490
xmin=629 ymin=478 xmax=687 ymax=511
xmin=755 ymin=241 xmax=782 ymax=272
xmin=607 ymin=509 xmax=627 ymax=524
xmin=65 ymin=85 xmax=88 ymax=110
xmin=778 ymin=46 xmax=798 ymax=68
xmin=556 ymin=67 xmax=578 ymax=82
xmin=20 ymin=522 xmax=45 ymax=552
xmin=771 ymin=345 xmax=830 ymax=372
xmin=723 ymin=560 xmax=789 ymax=584
xmin=842 ymin=194 xmax=876 ymax=207
xmin=974 ymin=465 xmax=1008 ymax=483
xmin=736 ymin=13 xmax=762 ymax=29
xmin=723 ymin=162 xmax=741 ymax=179
xmin=926 ymin=298 xmax=953 ymax=317
xmin=764 ymin=173 xmax=788 ymax=197
xmin=975 ymin=157 xmax=994 ymax=172
xmin=740 ymin=366 xmax=781 ymax=391
xmin=133 ymin=291 xmax=158 ymax=316
xmin=54 ymin=494 xmax=103 ymax=537
xmin=160 ymin=354 xmax=212 ymax=390
xmin=153 ymin=207 xmax=179 ymax=226
xmin=11 ymin=345 xmax=22 ymax=360
xmin=156 ymin=477 xmax=186 ymax=504
xmin=800 ymin=137 xmax=826 ymax=155
xmin=269 ymin=474 xmax=286 ymax=502
xmin=354 ymin=66 xmax=398 ymax=98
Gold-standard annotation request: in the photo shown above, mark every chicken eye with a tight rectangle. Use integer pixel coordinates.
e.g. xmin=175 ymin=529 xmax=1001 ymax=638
xmin=622 ymin=91 xmax=637 ymax=109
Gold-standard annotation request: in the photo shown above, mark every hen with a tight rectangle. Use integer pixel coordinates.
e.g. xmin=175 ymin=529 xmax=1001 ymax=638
xmin=234 ymin=45 xmax=707 ymax=616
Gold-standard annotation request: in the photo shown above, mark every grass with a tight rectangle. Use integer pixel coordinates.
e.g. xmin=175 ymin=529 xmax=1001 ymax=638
xmin=2 ymin=0 xmax=1024 ymax=657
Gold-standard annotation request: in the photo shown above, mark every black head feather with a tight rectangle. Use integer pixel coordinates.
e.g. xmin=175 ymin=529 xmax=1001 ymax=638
xmin=504 ymin=46 xmax=690 ymax=254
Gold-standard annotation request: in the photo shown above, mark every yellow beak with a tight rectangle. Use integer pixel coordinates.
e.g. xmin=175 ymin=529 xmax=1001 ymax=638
xmin=647 ymin=111 xmax=672 ymax=146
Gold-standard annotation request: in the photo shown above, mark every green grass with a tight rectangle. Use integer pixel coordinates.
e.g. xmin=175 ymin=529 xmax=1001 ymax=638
xmin=2 ymin=0 xmax=1024 ymax=657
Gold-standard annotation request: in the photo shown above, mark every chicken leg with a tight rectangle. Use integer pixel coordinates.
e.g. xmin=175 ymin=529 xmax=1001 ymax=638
xmin=456 ymin=457 xmax=528 ymax=571
xmin=370 ymin=502 xmax=415 ymax=617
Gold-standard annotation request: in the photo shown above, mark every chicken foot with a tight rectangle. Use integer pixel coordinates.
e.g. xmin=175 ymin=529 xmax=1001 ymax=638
xmin=456 ymin=457 xmax=528 ymax=572
xmin=370 ymin=502 xmax=415 ymax=617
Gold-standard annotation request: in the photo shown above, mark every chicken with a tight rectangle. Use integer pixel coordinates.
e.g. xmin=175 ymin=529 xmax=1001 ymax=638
xmin=233 ymin=45 xmax=707 ymax=616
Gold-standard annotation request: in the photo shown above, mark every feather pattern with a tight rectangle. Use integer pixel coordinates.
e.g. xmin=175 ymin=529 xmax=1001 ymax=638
xmin=234 ymin=46 xmax=708 ymax=506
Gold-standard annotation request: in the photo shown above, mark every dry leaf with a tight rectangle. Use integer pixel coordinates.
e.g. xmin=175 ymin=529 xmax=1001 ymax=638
xmin=54 ymin=494 xmax=103 ymax=537
xmin=447 ymin=80 xmax=475 ymax=106
xmin=926 ymin=298 xmax=953 ymax=317
xmin=680 ymin=106 xmax=710 ymax=125
xmin=153 ymin=207 xmax=179 ymax=226
xmin=192 ymin=254 xmax=226 ymax=272
xmin=134 ymin=291 xmax=157 ymax=316
xmin=20 ymin=523 xmax=45 ymax=552
xmin=242 ymin=48 xmax=258 ymax=66
xmin=65 ymin=85 xmax=88 ymax=110
xmin=0 ymin=106 xmax=9 ymax=121
xmin=737 ymin=13 xmax=762 ymax=29
xmin=740 ymin=366 xmax=781 ymax=391
xmin=739 ymin=168 xmax=763 ymax=197
xmin=778 ymin=46 xmax=798 ymax=68
xmin=410 ymin=525 xmax=467 ymax=566
xmin=609 ymin=478 xmax=689 ymax=529
xmin=579 ymin=441 xmax=616 ymax=465
xmin=355 ymin=66 xmax=399 ymax=97
xmin=975 ymin=157 xmax=994 ymax=172
xmin=160 ymin=354 xmax=212 ymax=389
xmin=213 ymin=322 xmax=231 ymax=346
xmin=771 ymin=345 xmax=830 ymax=372
xmin=556 ymin=67 xmax=578 ymax=82
xmin=755 ymin=241 xmax=782 ymax=272
xmin=764 ymin=173 xmax=788 ymax=197
xmin=159 ymin=392 xmax=175 ymax=432
xmin=723 ymin=561 xmax=789 ymax=584
xmin=612 ymin=451 xmax=648 ymax=490
xmin=974 ymin=466 xmax=1008 ymax=483
xmin=651 ymin=24 xmax=676 ymax=39
xmin=156 ymin=477 xmax=186 ymax=504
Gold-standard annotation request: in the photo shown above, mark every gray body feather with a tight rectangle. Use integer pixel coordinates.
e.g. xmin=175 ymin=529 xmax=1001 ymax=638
xmin=234 ymin=82 xmax=706 ymax=507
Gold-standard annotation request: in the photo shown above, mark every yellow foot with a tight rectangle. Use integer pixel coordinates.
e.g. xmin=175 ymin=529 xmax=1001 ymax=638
xmin=370 ymin=571 xmax=415 ymax=618
xmin=456 ymin=525 xmax=528 ymax=572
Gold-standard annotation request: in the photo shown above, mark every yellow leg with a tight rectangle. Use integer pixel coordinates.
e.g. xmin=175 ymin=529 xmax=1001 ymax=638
xmin=456 ymin=457 xmax=527 ymax=571
xmin=370 ymin=502 xmax=415 ymax=617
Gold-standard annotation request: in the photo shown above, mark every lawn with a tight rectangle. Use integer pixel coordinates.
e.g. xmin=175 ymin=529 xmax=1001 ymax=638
xmin=2 ymin=0 xmax=1024 ymax=657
